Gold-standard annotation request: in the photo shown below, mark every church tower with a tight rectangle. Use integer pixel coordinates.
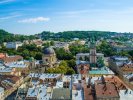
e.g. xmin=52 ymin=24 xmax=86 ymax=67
xmin=89 ymin=35 xmax=97 ymax=67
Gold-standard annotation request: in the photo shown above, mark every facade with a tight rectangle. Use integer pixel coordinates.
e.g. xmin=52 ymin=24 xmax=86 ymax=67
xmin=53 ymin=42 xmax=69 ymax=51
xmin=6 ymin=42 xmax=23 ymax=50
xmin=29 ymin=57 xmax=36 ymax=69
xmin=76 ymin=53 xmax=104 ymax=65
xmin=24 ymin=39 xmax=43 ymax=47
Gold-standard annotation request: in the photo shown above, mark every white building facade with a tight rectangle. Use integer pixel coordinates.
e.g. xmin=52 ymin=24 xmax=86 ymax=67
xmin=6 ymin=42 xmax=23 ymax=50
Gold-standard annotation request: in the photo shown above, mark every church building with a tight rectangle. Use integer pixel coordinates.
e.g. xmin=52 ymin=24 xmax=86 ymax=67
xmin=42 ymin=47 xmax=57 ymax=67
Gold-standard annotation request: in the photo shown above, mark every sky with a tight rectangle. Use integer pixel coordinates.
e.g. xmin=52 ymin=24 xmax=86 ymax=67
xmin=0 ymin=0 xmax=133 ymax=35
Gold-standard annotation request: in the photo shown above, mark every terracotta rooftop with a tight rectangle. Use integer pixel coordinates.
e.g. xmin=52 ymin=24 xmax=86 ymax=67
xmin=95 ymin=76 xmax=126 ymax=90
xmin=1 ymin=55 xmax=23 ymax=63
xmin=82 ymin=80 xmax=94 ymax=100
xmin=95 ymin=82 xmax=119 ymax=99
xmin=0 ymin=53 xmax=6 ymax=59
xmin=79 ymin=64 xmax=89 ymax=74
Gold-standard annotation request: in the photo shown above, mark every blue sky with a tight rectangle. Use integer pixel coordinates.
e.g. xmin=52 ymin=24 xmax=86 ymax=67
xmin=0 ymin=0 xmax=133 ymax=34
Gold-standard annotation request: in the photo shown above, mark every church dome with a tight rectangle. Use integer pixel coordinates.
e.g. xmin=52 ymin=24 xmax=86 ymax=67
xmin=43 ymin=47 xmax=55 ymax=55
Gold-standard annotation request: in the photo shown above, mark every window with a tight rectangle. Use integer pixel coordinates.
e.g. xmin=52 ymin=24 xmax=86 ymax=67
xmin=46 ymin=59 xmax=48 ymax=62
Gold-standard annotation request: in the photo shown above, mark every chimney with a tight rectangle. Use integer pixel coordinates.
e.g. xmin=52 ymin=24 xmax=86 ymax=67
xmin=103 ymin=84 xmax=107 ymax=91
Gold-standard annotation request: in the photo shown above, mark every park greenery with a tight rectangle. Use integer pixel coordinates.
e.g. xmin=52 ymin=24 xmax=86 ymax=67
xmin=0 ymin=29 xmax=37 ymax=43
xmin=46 ymin=60 xmax=75 ymax=75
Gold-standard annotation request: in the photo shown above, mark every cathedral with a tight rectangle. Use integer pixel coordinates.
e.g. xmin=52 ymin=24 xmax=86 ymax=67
xmin=42 ymin=47 xmax=57 ymax=67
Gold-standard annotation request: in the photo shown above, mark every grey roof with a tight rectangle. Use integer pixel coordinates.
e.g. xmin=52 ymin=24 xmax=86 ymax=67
xmin=51 ymin=88 xmax=71 ymax=100
xmin=43 ymin=47 xmax=55 ymax=55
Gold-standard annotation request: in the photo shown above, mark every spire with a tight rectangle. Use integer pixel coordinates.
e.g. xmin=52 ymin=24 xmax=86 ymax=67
xmin=89 ymin=33 xmax=96 ymax=49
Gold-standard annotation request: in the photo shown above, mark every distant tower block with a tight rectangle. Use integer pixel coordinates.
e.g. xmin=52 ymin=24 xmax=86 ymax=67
xmin=89 ymin=34 xmax=97 ymax=66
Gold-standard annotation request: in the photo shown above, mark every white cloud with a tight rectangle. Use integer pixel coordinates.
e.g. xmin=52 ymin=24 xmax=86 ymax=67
xmin=0 ymin=0 xmax=15 ymax=4
xmin=18 ymin=17 xmax=50 ymax=23
xmin=0 ymin=14 xmax=21 ymax=20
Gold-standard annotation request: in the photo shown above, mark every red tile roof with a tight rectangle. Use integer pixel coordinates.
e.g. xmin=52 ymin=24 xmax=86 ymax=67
xmin=1 ymin=55 xmax=23 ymax=63
xmin=82 ymin=80 xmax=94 ymax=100
xmin=0 ymin=53 xmax=6 ymax=59
xmin=95 ymin=83 xmax=119 ymax=99
xmin=104 ymin=76 xmax=126 ymax=90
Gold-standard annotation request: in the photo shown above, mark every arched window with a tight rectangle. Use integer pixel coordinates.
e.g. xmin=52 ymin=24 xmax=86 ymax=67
xmin=46 ymin=59 xmax=48 ymax=62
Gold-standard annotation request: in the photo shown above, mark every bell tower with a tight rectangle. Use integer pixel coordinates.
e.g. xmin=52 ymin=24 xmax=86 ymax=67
xmin=89 ymin=34 xmax=97 ymax=67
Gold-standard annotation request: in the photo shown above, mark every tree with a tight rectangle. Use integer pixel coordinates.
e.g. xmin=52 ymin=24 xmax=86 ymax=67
xmin=79 ymin=57 xmax=83 ymax=61
xmin=46 ymin=61 xmax=75 ymax=75
xmin=85 ymin=56 xmax=89 ymax=61
xmin=55 ymin=48 xmax=74 ymax=60
xmin=66 ymin=59 xmax=76 ymax=68
xmin=35 ymin=52 xmax=42 ymax=60
xmin=50 ymin=41 xmax=54 ymax=46
xmin=66 ymin=68 xmax=75 ymax=75
xmin=96 ymin=40 xmax=115 ymax=56
xmin=97 ymin=57 xmax=105 ymax=68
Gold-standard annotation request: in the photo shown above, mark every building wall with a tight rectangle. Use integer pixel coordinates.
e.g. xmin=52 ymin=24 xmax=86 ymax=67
xmin=76 ymin=54 xmax=104 ymax=61
xmin=0 ymin=87 xmax=4 ymax=100
xmin=6 ymin=42 xmax=22 ymax=50
xmin=108 ymin=59 xmax=124 ymax=77
xmin=42 ymin=54 xmax=56 ymax=66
